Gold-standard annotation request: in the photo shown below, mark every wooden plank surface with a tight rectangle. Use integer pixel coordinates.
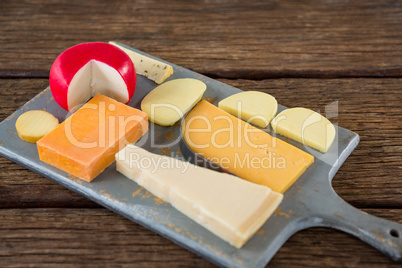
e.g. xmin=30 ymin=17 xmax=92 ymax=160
xmin=0 ymin=208 xmax=400 ymax=267
xmin=1 ymin=0 xmax=402 ymax=77
xmin=1 ymin=0 xmax=402 ymax=266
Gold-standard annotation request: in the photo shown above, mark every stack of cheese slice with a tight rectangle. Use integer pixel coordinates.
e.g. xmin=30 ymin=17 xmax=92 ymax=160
xmin=116 ymin=145 xmax=283 ymax=248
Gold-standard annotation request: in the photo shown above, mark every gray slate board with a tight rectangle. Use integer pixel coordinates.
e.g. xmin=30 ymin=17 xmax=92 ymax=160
xmin=0 ymin=43 xmax=401 ymax=267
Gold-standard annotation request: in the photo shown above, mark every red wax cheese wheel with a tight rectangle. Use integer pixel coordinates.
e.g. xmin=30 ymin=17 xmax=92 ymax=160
xmin=50 ymin=42 xmax=136 ymax=111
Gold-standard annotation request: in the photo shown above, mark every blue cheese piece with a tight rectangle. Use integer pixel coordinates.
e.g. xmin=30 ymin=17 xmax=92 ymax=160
xmin=109 ymin=41 xmax=173 ymax=84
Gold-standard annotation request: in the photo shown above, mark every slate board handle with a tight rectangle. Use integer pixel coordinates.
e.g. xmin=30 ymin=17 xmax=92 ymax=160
xmin=317 ymin=190 xmax=402 ymax=262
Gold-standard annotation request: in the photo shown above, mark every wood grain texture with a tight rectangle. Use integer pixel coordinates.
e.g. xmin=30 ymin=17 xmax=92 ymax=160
xmin=1 ymin=78 xmax=401 ymax=209
xmin=1 ymin=1 xmax=402 ymax=264
xmin=0 ymin=208 xmax=400 ymax=267
xmin=0 ymin=79 xmax=100 ymax=208
xmin=1 ymin=0 xmax=402 ymax=77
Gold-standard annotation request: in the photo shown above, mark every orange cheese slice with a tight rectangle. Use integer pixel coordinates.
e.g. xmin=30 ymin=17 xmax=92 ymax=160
xmin=182 ymin=100 xmax=314 ymax=193
xmin=37 ymin=94 xmax=148 ymax=182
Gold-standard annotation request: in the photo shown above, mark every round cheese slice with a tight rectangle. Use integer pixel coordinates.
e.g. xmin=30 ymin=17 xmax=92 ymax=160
xmin=271 ymin=107 xmax=336 ymax=153
xmin=141 ymin=78 xmax=207 ymax=126
xmin=218 ymin=91 xmax=278 ymax=128
xmin=16 ymin=110 xmax=59 ymax=143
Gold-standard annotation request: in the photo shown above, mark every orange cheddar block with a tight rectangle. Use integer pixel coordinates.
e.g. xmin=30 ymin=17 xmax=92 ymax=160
xmin=182 ymin=100 xmax=314 ymax=193
xmin=37 ymin=94 xmax=148 ymax=182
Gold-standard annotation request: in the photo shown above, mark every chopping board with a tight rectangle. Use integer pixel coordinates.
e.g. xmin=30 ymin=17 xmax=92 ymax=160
xmin=0 ymin=43 xmax=400 ymax=267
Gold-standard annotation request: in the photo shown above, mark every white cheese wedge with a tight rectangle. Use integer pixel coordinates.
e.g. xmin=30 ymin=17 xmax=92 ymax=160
xmin=271 ymin=107 xmax=336 ymax=153
xmin=68 ymin=60 xmax=129 ymax=112
xmin=116 ymin=145 xmax=283 ymax=248
xmin=141 ymin=78 xmax=207 ymax=126
xmin=218 ymin=91 xmax=278 ymax=128
xmin=109 ymin=41 xmax=173 ymax=84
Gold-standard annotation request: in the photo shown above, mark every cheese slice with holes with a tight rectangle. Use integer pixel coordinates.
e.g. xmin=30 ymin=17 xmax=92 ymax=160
xmin=116 ymin=144 xmax=283 ymax=248
xmin=110 ymin=41 xmax=173 ymax=84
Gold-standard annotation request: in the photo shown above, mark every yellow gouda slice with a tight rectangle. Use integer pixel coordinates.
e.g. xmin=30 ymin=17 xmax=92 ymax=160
xmin=182 ymin=100 xmax=314 ymax=193
xmin=218 ymin=91 xmax=278 ymax=128
xmin=116 ymin=144 xmax=283 ymax=248
xmin=141 ymin=78 xmax=206 ymax=126
xmin=16 ymin=110 xmax=59 ymax=143
xmin=271 ymin=107 xmax=336 ymax=153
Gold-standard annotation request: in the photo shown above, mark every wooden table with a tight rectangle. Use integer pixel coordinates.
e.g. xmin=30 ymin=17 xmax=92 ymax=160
xmin=1 ymin=1 xmax=401 ymax=267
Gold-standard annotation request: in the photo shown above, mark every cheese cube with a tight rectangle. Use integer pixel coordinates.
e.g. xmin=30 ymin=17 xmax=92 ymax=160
xmin=37 ymin=94 xmax=148 ymax=181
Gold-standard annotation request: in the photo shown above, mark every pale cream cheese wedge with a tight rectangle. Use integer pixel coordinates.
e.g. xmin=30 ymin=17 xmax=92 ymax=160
xmin=109 ymin=41 xmax=173 ymax=84
xmin=141 ymin=78 xmax=207 ymax=126
xmin=271 ymin=107 xmax=336 ymax=153
xmin=218 ymin=91 xmax=278 ymax=128
xmin=67 ymin=60 xmax=130 ymax=112
xmin=116 ymin=145 xmax=283 ymax=248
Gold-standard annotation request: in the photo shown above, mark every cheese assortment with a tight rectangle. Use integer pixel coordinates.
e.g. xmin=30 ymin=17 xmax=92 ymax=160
xmin=271 ymin=107 xmax=336 ymax=153
xmin=182 ymin=100 xmax=314 ymax=193
xmin=12 ymin=42 xmax=340 ymax=250
xmin=141 ymin=78 xmax=207 ymax=126
xmin=37 ymin=94 xmax=148 ymax=182
xmin=116 ymin=144 xmax=283 ymax=248
xmin=218 ymin=91 xmax=278 ymax=128
xmin=109 ymin=41 xmax=173 ymax=84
